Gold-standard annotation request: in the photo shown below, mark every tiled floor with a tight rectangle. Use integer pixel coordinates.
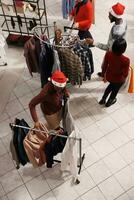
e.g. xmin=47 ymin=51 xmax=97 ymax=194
xmin=0 ymin=0 xmax=134 ymax=200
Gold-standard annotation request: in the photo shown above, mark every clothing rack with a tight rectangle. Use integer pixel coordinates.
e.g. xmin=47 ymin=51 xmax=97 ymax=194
xmin=32 ymin=23 xmax=82 ymax=48
xmin=0 ymin=0 xmax=49 ymax=46
xmin=9 ymin=123 xmax=85 ymax=184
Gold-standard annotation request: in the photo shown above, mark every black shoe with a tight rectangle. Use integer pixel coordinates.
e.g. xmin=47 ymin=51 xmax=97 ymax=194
xmin=99 ymin=98 xmax=106 ymax=105
xmin=97 ymin=72 xmax=103 ymax=77
xmin=11 ymin=16 xmax=15 ymax=29
xmin=17 ymin=15 xmax=22 ymax=27
xmin=105 ymin=98 xmax=117 ymax=107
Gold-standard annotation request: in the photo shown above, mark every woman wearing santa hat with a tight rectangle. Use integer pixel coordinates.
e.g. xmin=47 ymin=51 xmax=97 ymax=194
xmin=29 ymin=70 xmax=69 ymax=130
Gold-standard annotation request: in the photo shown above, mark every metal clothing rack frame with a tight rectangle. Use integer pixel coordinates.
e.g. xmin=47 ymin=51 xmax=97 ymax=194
xmin=33 ymin=24 xmax=76 ymax=49
xmin=9 ymin=123 xmax=85 ymax=184
xmin=0 ymin=0 xmax=49 ymax=45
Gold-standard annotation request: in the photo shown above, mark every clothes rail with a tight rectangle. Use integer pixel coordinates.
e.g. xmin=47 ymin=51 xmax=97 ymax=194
xmin=9 ymin=123 xmax=85 ymax=182
xmin=32 ymin=21 xmax=83 ymax=49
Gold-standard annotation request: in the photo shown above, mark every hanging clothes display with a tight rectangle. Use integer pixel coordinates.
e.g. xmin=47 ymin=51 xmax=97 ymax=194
xmin=24 ymin=37 xmax=41 ymax=76
xmin=57 ymin=47 xmax=84 ymax=86
xmin=39 ymin=42 xmax=54 ymax=87
xmin=73 ymin=42 xmax=94 ymax=80
xmin=10 ymin=118 xmax=30 ymax=168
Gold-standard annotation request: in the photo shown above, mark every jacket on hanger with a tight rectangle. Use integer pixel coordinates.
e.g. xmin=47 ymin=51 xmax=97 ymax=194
xmin=45 ymin=129 xmax=68 ymax=168
xmin=39 ymin=43 xmax=54 ymax=87
xmin=10 ymin=118 xmax=29 ymax=166
xmin=24 ymin=37 xmax=41 ymax=76
xmin=57 ymin=47 xmax=84 ymax=86
xmin=73 ymin=42 xmax=94 ymax=78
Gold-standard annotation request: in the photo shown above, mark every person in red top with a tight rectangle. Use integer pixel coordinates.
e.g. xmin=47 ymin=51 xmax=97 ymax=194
xmin=70 ymin=0 xmax=93 ymax=39
xmin=29 ymin=71 xmax=69 ymax=129
xmin=99 ymin=38 xmax=130 ymax=107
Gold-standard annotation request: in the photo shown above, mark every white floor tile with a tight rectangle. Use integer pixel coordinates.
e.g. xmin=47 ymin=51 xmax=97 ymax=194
xmin=7 ymin=185 xmax=32 ymax=200
xmin=18 ymin=163 xmax=41 ymax=183
xmin=98 ymin=176 xmax=124 ymax=200
xmin=73 ymin=170 xmax=95 ymax=196
xmin=19 ymin=93 xmax=34 ymax=109
xmin=53 ymin=179 xmax=78 ymax=200
xmin=127 ymin=187 xmax=134 ymax=200
xmin=26 ymin=78 xmax=41 ymax=92
xmin=1 ymin=133 xmax=12 ymax=152
xmin=0 ymin=183 xmax=5 ymax=198
xmin=115 ymin=166 xmax=134 ymax=191
xmin=26 ymin=175 xmax=50 ymax=199
xmin=74 ymin=111 xmax=94 ymax=130
xmin=1 ymin=195 xmax=8 ymax=200
xmin=1 ymin=169 xmax=23 ymax=193
xmin=92 ymin=137 xmax=115 ymax=158
xmin=116 ymin=193 xmax=130 ymax=200
xmin=43 ymin=165 xmax=65 ymax=189
xmin=5 ymin=99 xmax=24 ymax=117
xmin=0 ymin=139 xmax=7 ymax=156
xmin=103 ymin=151 xmax=127 ymax=174
xmin=83 ymin=146 xmax=99 ymax=168
xmin=106 ymin=128 xmax=129 ymax=149
xmin=81 ymin=187 xmax=105 ymax=200
xmin=0 ymin=153 xmax=15 ymax=176
xmin=96 ymin=116 xmax=118 ymax=135
xmin=87 ymin=160 xmax=111 ymax=184
xmin=37 ymin=191 xmax=57 ymax=200
xmin=82 ymin=123 xmax=104 ymax=144
xmin=13 ymin=82 xmax=31 ymax=98
xmin=118 ymin=142 xmax=134 ymax=164
xmin=0 ymin=119 xmax=11 ymax=138
xmin=110 ymin=108 xmax=132 ymax=126
xmin=121 ymin=120 xmax=134 ymax=140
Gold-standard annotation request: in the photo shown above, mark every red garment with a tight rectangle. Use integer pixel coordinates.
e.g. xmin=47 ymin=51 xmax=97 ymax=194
xmin=71 ymin=0 xmax=93 ymax=31
xmin=102 ymin=51 xmax=130 ymax=83
xmin=29 ymin=82 xmax=69 ymax=122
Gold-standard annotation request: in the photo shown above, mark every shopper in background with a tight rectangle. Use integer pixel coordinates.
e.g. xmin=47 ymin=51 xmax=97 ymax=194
xmin=86 ymin=2 xmax=127 ymax=77
xmin=29 ymin=71 xmax=69 ymax=130
xmin=70 ymin=0 xmax=93 ymax=39
xmin=99 ymin=38 xmax=130 ymax=107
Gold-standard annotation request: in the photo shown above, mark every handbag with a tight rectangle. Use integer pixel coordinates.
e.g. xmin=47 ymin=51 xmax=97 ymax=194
xmin=128 ymin=66 xmax=134 ymax=93
xmin=23 ymin=123 xmax=49 ymax=167
xmin=119 ymin=67 xmax=131 ymax=93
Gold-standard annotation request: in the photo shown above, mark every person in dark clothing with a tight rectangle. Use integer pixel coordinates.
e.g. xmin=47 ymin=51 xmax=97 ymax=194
xmin=99 ymin=38 xmax=130 ymax=107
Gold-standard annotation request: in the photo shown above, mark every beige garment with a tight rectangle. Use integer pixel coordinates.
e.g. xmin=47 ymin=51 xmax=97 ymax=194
xmin=23 ymin=124 xmax=49 ymax=168
xmin=44 ymin=109 xmax=62 ymax=130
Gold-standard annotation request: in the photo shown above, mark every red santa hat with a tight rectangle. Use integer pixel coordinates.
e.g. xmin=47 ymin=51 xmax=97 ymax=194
xmin=48 ymin=70 xmax=68 ymax=88
xmin=110 ymin=2 xmax=125 ymax=18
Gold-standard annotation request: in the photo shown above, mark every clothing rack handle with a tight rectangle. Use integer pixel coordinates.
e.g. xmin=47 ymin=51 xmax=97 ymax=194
xmin=9 ymin=123 xmax=80 ymax=141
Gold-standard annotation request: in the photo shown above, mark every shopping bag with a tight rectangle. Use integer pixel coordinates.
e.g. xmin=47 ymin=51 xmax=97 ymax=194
xmin=119 ymin=67 xmax=131 ymax=93
xmin=128 ymin=66 xmax=134 ymax=93
xmin=23 ymin=123 xmax=49 ymax=167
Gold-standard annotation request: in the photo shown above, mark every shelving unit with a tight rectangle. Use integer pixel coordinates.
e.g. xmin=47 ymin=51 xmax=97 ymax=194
xmin=0 ymin=0 xmax=49 ymax=45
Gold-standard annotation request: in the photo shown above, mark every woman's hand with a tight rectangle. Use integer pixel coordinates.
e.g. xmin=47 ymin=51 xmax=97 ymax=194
xmin=34 ymin=121 xmax=40 ymax=129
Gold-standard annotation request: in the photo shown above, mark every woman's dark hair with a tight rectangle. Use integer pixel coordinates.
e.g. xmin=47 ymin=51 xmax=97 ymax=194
xmin=112 ymin=38 xmax=127 ymax=55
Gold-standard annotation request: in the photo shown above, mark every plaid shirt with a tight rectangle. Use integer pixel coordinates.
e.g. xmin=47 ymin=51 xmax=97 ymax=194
xmin=57 ymin=47 xmax=84 ymax=86
xmin=73 ymin=43 xmax=94 ymax=77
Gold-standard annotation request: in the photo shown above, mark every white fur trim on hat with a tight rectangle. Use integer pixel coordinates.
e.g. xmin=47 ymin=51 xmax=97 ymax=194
xmin=51 ymin=79 xmax=66 ymax=88
xmin=109 ymin=8 xmax=123 ymax=19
